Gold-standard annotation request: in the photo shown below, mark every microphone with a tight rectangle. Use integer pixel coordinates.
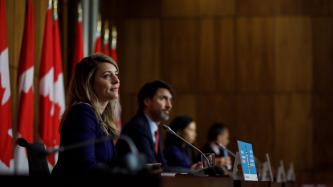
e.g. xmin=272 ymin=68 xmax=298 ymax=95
xmin=118 ymin=135 xmax=139 ymax=155
xmin=113 ymin=135 xmax=145 ymax=173
xmin=16 ymin=138 xmax=49 ymax=157
xmin=58 ymin=136 xmax=110 ymax=153
xmin=219 ymin=144 xmax=236 ymax=158
xmin=16 ymin=136 xmax=112 ymax=157
xmin=16 ymin=136 xmax=115 ymax=176
xmin=161 ymin=124 xmax=212 ymax=167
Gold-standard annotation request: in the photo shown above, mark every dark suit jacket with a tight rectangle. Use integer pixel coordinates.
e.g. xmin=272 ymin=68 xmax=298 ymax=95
xmin=202 ymin=143 xmax=227 ymax=158
xmin=117 ymin=112 xmax=166 ymax=165
xmin=52 ymin=103 xmax=116 ymax=176
xmin=164 ymin=145 xmax=192 ymax=168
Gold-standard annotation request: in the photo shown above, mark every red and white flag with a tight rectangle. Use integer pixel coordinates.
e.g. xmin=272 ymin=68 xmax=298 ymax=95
xmin=16 ymin=0 xmax=35 ymax=174
xmin=110 ymin=26 xmax=121 ymax=131
xmin=72 ymin=3 xmax=84 ymax=75
xmin=103 ymin=21 xmax=110 ymax=56
xmin=110 ymin=26 xmax=118 ymax=61
xmin=52 ymin=0 xmax=65 ymax=165
xmin=94 ymin=16 xmax=102 ymax=53
xmin=0 ymin=0 xmax=14 ymax=173
xmin=39 ymin=1 xmax=54 ymax=166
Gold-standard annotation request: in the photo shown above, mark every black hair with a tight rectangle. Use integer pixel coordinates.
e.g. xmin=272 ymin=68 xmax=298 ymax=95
xmin=137 ymin=80 xmax=174 ymax=112
xmin=207 ymin=123 xmax=228 ymax=142
xmin=165 ymin=116 xmax=194 ymax=148
xmin=169 ymin=116 xmax=193 ymax=133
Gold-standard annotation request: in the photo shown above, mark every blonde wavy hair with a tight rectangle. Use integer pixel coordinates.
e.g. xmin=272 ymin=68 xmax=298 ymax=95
xmin=61 ymin=53 xmax=121 ymax=138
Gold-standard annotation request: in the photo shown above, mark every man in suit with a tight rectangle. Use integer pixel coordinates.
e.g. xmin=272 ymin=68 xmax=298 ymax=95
xmin=117 ymin=80 xmax=173 ymax=166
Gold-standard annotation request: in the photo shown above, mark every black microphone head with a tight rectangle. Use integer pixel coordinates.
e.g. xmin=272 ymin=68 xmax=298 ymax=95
xmin=16 ymin=138 xmax=29 ymax=147
xmin=118 ymin=135 xmax=138 ymax=155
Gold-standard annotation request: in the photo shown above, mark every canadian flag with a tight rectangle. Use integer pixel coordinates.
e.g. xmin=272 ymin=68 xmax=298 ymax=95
xmin=103 ymin=21 xmax=110 ymax=56
xmin=52 ymin=0 xmax=65 ymax=165
xmin=110 ymin=26 xmax=121 ymax=131
xmin=0 ymin=0 xmax=14 ymax=173
xmin=39 ymin=1 xmax=55 ymax=166
xmin=94 ymin=16 xmax=102 ymax=53
xmin=110 ymin=26 xmax=118 ymax=61
xmin=16 ymin=0 xmax=35 ymax=174
xmin=72 ymin=3 xmax=84 ymax=75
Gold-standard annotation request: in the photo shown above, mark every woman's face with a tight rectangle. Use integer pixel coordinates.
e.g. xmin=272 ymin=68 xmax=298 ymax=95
xmin=181 ymin=121 xmax=197 ymax=144
xmin=217 ymin=129 xmax=229 ymax=147
xmin=93 ymin=62 xmax=120 ymax=101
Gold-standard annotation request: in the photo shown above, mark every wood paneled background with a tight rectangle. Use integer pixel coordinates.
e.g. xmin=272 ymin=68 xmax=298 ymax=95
xmin=5 ymin=0 xmax=333 ymax=183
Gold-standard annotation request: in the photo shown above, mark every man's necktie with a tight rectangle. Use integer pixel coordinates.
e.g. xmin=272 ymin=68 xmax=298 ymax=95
xmin=154 ymin=130 xmax=159 ymax=154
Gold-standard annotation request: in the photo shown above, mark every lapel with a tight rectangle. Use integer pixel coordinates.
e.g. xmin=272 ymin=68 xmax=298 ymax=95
xmin=138 ymin=112 xmax=156 ymax=154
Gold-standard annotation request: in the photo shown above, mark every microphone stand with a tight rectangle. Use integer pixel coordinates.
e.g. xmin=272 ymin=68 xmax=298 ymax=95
xmin=17 ymin=136 xmax=112 ymax=157
xmin=162 ymin=124 xmax=228 ymax=177
xmin=161 ymin=125 xmax=213 ymax=168
xmin=48 ymin=136 xmax=111 ymax=155
xmin=219 ymin=144 xmax=236 ymax=158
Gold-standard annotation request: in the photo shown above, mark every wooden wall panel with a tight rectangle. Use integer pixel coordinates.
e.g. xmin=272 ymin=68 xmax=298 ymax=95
xmin=161 ymin=0 xmax=200 ymax=17
xmin=313 ymin=95 xmax=333 ymax=170
xmin=119 ymin=19 xmax=161 ymax=94
xmin=161 ymin=19 xmax=198 ymax=93
xmin=107 ymin=0 xmax=160 ymax=18
xmin=236 ymin=18 xmax=275 ymax=92
xmin=171 ymin=94 xmax=197 ymax=122
xmin=6 ymin=0 xmax=24 ymax=71
xmin=275 ymin=17 xmax=312 ymax=92
xmin=277 ymin=0 xmax=312 ymax=15
xmin=119 ymin=20 xmax=139 ymax=93
xmin=311 ymin=0 xmax=333 ymax=16
xmin=162 ymin=0 xmax=234 ymax=17
xmin=120 ymin=93 xmax=138 ymax=123
xmin=236 ymin=0 xmax=277 ymax=16
xmin=7 ymin=0 xmax=25 ymax=129
xmin=198 ymin=0 xmax=235 ymax=16
xmin=139 ymin=20 xmax=161 ymax=82
xmin=236 ymin=94 xmax=274 ymax=159
xmin=197 ymin=95 xmax=237 ymax=147
xmin=217 ymin=18 xmax=235 ymax=93
xmin=198 ymin=19 xmax=216 ymax=92
xmin=312 ymin=18 xmax=333 ymax=93
xmin=274 ymin=94 xmax=313 ymax=171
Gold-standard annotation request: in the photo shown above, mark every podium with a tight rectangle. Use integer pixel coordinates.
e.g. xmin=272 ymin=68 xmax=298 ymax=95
xmin=161 ymin=175 xmax=233 ymax=187
xmin=161 ymin=175 xmax=296 ymax=187
xmin=0 ymin=174 xmax=296 ymax=187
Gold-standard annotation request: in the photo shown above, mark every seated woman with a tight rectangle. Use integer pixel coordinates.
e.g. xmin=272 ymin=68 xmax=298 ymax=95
xmin=202 ymin=123 xmax=232 ymax=170
xmin=164 ymin=116 xmax=202 ymax=170
xmin=52 ymin=54 xmax=121 ymax=176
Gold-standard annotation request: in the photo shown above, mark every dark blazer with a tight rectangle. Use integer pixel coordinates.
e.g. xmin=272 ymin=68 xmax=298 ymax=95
xmin=52 ymin=103 xmax=116 ymax=176
xmin=164 ymin=145 xmax=192 ymax=168
xmin=202 ymin=143 xmax=227 ymax=158
xmin=117 ymin=112 xmax=166 ymax=165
